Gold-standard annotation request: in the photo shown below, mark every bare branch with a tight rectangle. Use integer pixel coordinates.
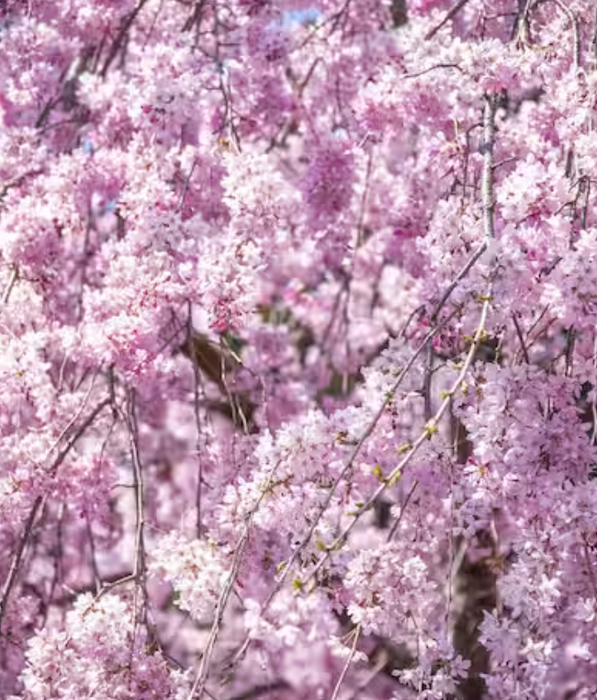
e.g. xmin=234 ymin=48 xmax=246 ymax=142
xmin=1 ymin=266 xmax=18 ymax=307
xmin=100 ymin=0 xmax=151 ymax=78
xmin=330 ymin=624 xmax=361 ymax=700
xmin=512 ymin=313 xmax=530 ymax=364
xmin=425 ymin=0 xmax=470 ymax=41
xmin=481 ymin=94 xmax=497 ymax=242
xmin=402 ymin=63 xmax=462 ymax=80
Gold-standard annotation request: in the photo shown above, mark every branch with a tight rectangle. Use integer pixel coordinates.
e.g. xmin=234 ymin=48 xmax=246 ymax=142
xmin=429 ymin=241 xmax=487 ymax=324
xmin=553 ymin=0 xmax=580 ymax=69
xmin=100 ymin=0 xmax=150 ymax=78
xmin=187 ymin=305 xmax=205 ymax=538
xmin=187 ymin=463 xmax=283 ymax=699
xmin=512 ymin=313 xmax=530 ymax=364
xmin=228 ymin=246 xmax=489 ymax=667
xmin=305 ymin=89 xmax=500 ymax=595
xmin=0 ymin=396 xmax=111 ymax=635
xmin=123 ymin=389 xmax=148 ymax=635
xmin=304 ymin=294 xmax=492 ymax=586
xmin=425 ymin=0 xmax=470 ymax=41
xmin=330 ymin=624 xmax=361 ymax=700
xmin=1 ymin=266 xmax=19 ymax=306
xmin=481 ymin=94 xmax=497 ymax=242
xmin=402 ymin=63 xmax=462 ymax=80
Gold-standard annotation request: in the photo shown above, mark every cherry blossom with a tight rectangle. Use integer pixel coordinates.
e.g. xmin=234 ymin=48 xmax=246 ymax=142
xmin=2 ymin=1 xmax=597 ymax=699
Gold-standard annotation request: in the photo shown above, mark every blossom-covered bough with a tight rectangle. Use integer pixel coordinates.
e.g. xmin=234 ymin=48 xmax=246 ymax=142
xmin=1 ymin=1 xmax=597 ymax=699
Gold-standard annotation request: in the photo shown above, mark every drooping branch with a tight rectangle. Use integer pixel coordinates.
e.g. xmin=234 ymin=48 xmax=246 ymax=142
xmin=0 ymin=395 xmax=111 ymax=635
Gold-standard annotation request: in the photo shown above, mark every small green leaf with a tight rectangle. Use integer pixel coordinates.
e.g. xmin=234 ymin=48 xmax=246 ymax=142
xmin=388 ymin=470 xmax=402 ymax=488
xmin=424 ymin=420 xmax=438 ymax=438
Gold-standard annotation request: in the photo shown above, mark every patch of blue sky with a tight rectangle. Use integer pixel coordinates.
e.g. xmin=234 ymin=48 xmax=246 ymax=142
xmin=282 ymin=8 xmax=321 ymax=27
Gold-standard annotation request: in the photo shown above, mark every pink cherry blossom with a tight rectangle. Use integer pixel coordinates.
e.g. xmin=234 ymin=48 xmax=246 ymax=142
xmin=2 ymin=1 xmax=597 ymax=699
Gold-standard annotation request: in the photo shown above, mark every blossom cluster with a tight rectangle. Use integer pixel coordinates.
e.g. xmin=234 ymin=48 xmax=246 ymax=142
xmin=2 ymin=1 xmax=597 ymax=699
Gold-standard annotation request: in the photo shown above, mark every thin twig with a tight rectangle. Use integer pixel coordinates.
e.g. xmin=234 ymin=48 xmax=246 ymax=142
xmin=402 ymin=63 xmax=462 ymax=80
xmin=512 ymin=0 xmax=532 ymax=45
xmin=429 ymin=241 xmax=487 ymax=324
xmin=0 ymin=495 xmax=43 ymax=636
xmin=552 ymin=0 xmax=580 ymax=69
xmin=178 ymin=158 xmax=198 ymax=213
xmin=188 ymin=306 xmax=205 ymax=537
xmin=423 ymin=341 xmax=433 ymax=420
xmin=386 ymin=480 xmax=419 ymax=542
xmin=330 ymin=624 xmax=361 ymax=700
xmin=1 ymin=266 xmax=18 ymax=306
xmin=344 ymin=652 xmax=389 ymax=700
xmin=592 ymin=3 xmax=597 ymax=60
xmin=86 ymin=518 xmax=102 ymax=595
xmin=425 ymin=0 xmax=470 ymax=41
xmin=87 ymin=573 xmax=136 ymax=605
xmin=512 ymin=313 xmax=530 ymax=364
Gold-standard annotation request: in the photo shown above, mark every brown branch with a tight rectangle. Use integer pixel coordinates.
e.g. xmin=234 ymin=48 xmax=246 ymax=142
xmin=512 ymin=0 xmax=532 ymax=45
xmin=100 ymin=0 xmax=150 ymax=78
xmin=390 ymin=0 xmax=408 ymax=28
xmin=553 ymin=0 xmax=580 ymax=69
xmin=1 ymin=266 xmax=19 ymax=306
xmin=402 ymin=63 xmax=462 ymax=80
xmin=0 ymin=170 xmax=42 ymax=203
xmin=0 ymin=495 xmax=43 ymax=637
xmin=425 ymin=0 xmax=470 ymax=41
xmin=188 ymin=306 xmax=205 ymax=538
xmin=512 ymin=313 xmax=530 ymax=364
xmin=592 ymin=3 xmax=597 ymax=59
xmin=121 ymin=389 xmax=149 ymax=642
xmin=0 ymin=397 xmax=111 ymax=635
